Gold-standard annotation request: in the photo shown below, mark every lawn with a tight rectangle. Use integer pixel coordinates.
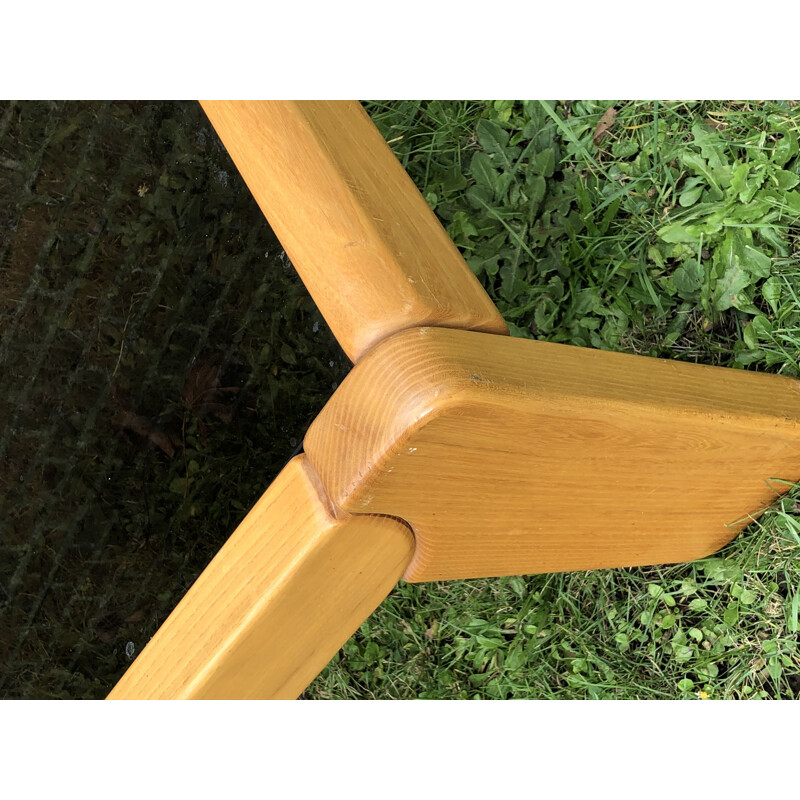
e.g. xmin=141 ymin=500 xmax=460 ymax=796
xmin=303 ymin=101 xmax=800 ymax=700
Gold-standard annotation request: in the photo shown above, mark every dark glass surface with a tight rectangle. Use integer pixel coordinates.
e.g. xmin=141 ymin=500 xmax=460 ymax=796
xmin=0 ymin=100 xmax=350 ymax=698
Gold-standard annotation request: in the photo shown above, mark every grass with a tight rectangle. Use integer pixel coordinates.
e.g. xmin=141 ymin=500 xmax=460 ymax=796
xmin=302 ymin=100 xmax=800 ymax=700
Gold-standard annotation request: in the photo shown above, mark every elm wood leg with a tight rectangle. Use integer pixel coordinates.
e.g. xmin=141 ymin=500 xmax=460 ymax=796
xmin=305 ymin=327 xmax=800 ymax=582
xmin=108 ymin=456 xmax=413 ymax=699
xmin=200 ymin=100 xmax=508 ymax=363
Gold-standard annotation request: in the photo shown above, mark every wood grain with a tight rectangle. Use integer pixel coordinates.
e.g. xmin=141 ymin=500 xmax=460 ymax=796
xmin=304 ymin=327 xmax=800 ymax=582
xmin=107 ymin=455 xmax=413 ymax=699
xmin=200 ymin=100 xmax=508 ymax=362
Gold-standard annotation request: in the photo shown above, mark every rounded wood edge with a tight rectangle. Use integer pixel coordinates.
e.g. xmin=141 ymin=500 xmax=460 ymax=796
xmin=304 ymin=327 xmax=486 ymax=509
xmin=306 ymin=325 xmax=800 ymax=514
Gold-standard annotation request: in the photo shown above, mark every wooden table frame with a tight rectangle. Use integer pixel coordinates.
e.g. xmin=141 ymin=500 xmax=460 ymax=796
xmin=108 ymin=101 xmax=800 ymax=699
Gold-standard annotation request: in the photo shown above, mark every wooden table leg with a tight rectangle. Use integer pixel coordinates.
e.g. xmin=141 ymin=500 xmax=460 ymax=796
xmin=200 ymin=100 xmax=508 ymax=362
xmin=305 ymin=326 xmax=800 ymax=581
xmin=108 ymin=455 xmax=413 ymax=699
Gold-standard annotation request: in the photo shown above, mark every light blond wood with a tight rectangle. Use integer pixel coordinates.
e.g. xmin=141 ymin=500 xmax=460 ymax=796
xmin=107 ymin=455 xmax=413 ymax=699
xmin=200 ymin=100 xmax=508 ymax=362
xmin=304 ymin=327 xmax=800 ymax=582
